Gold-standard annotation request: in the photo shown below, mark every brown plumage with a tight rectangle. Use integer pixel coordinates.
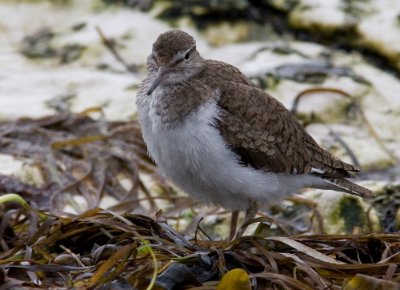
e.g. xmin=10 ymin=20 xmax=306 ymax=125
xmin=195 ymin=60 xmax=373 ymax=198
xmin=136 ymin=30 xmax=375 ymax=221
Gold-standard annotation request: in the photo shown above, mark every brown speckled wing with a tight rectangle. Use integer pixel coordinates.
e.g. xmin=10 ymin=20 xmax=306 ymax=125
xmin=216 ymin=82 xmax=359 ymax=177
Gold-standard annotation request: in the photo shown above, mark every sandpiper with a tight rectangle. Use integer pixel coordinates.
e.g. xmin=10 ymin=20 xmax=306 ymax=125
xmin=136 ymin=30 xmax=374 ymax=236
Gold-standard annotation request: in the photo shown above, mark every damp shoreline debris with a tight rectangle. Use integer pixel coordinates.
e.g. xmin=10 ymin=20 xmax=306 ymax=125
xmin=0 ymin=112 xmax=399 ymax=289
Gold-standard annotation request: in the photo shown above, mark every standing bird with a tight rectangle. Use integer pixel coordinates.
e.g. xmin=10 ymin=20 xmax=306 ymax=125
xmin=136 ymin=30 xmax=374 ymax=237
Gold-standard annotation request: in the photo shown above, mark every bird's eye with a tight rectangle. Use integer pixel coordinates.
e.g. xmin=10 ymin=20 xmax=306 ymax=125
xmin=184 ymin=51 xmax=191 ymax=61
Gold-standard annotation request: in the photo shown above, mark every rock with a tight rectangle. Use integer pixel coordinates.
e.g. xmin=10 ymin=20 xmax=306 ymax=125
xmin=303 ymin=189 xmax=381 ymax=234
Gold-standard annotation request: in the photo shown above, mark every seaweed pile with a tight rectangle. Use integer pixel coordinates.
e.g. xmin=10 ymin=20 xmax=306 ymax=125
xmin=1 ymin=205 xmax=400 ymax=289
xmin=0 ymin=112 xmax=399 ymax=289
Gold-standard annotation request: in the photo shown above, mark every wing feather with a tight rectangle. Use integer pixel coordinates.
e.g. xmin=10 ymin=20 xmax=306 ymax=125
xmin=215 ymin=82 xmax=359 ymax=177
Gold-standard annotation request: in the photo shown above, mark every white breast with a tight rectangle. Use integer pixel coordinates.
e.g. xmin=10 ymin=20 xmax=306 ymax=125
xmin=137 ymin=89 xmax=324 ymax=211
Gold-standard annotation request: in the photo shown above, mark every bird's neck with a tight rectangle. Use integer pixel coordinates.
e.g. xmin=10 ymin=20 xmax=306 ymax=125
xmin=148 ymin=78 xmax=218 ymax=126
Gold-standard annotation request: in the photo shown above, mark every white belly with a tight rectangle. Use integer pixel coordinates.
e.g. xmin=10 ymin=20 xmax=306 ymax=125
xmin=139 ymin=97 xmax=322 ymax=211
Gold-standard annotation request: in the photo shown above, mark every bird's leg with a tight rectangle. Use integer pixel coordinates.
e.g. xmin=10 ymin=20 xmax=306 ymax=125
xmin=234 ymin=201 xmax=258 ymax=239
xmin=229 ymin=210 xmax=239 ymax=241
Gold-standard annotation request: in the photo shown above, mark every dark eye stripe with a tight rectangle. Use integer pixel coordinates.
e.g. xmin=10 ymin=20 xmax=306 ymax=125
xmin=184 ymin=51 xmax=191 ymax=60
xmin=171 ymin=46 xmax=196 ymax=65
xmin=183 ymin=46 xmax=196 ymax=60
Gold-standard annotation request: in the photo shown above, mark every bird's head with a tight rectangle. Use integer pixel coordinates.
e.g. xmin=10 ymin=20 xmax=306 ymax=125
xmin=146 ymin=30 xmax=203 ymax=95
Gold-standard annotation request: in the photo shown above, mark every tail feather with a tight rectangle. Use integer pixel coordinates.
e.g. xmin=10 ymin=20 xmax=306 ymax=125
xmin=323 ymin=178 xmax=375 ymax=198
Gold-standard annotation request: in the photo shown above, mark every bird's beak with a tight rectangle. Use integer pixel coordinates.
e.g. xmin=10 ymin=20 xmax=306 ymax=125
xmin=147 ymin=66 xmax=169 ymax=95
